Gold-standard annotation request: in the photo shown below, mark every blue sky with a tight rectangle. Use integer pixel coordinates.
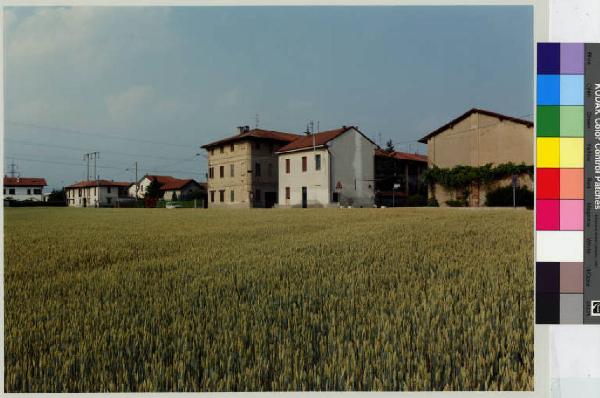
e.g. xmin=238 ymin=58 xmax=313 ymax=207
xmin=4 ymin=6 xmax=533 ymax=190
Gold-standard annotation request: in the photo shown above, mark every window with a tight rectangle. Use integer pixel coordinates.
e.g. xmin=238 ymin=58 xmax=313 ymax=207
xmin=219 ymin=190 xmax=225 ymax=202
xmin=255 ymin=189 xmax=261 ymax=203
xmin=230 ymin=190 xmax=235 ymax=202
xmin=230 ymin=143 xmax=235 ymax=152
xmin=3 ymin=189 xmax=5 ymax=194
xmin=210 ymin=191 xmax=215 ymax=202
xmin=107 ymin=187 xmax=112 ymax=194
xmin=107 ymin=197 xmax=112 ymax=204
xmin=220 ymin=146 xmax=224 ymax=154
xmin=332 ymin=192 xmax=339 ymax=203
xmin=255 ymin=162 xmax=261 ymax=177
xmin=27 ymin=189 xmax=31 ymax=195
xmin=315 ymin=154 xmax=321 ymax=171
xmin=209 ymin=167 xmax=214 ymax=179
xmin=285 ymin=159 xmax=290 ymax=173
xmin=230 ymin=164 xmax=234 ymax=177
xmin=285 ymin=187 xmax=290 ymax=200
xmin=9 ymin=188 xmax=15 ymax=195
xmin=268 ymin=163 xmax=273 ymax=177
xmin=34 ymin=188 xmax=41 ymax=195
xmin=302 ymin=156 xmax=307 ymax=172
xmin=219 ymin=166 xmax=224 ymax=178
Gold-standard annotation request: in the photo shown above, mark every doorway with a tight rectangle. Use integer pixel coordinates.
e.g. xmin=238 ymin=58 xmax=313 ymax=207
xmin=265 ymin=192 xmax=277 ymax=208
xmin=301 ymin=187 xmax=307 ymax=208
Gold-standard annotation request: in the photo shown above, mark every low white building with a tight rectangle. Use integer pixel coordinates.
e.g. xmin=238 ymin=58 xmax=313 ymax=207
xmin=276 ymin=126 xmax=377 ymax=208
xmin=3 ymin=177 xmax=47 ymax=201
xmin=65 ymin=180 xmax=132 ymax=207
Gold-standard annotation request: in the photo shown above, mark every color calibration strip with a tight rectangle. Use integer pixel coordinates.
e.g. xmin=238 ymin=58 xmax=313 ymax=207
xmin=536 ymin=43 xmax=600 ymax=324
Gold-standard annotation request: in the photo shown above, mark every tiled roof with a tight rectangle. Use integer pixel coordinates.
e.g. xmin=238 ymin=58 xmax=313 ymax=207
xmin=276 ymin=127 xmax=350 ymax=153
xmin=201 ymin=129 xmax=301 ymax=149
xmin=65 ymin=180 xmax=132 ymax=189
xmin=3 ymin=177 xmax=47 ymax=187
xmin=375 ymin=148 xmax=428 ymax=163
xmin=144 ymin=175 xmax=199 ymax=191
xmin=418 ymin=108 xmax=533 ymax=144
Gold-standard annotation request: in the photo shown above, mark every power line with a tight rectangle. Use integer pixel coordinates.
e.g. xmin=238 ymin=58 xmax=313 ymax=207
xmin=5 ymin=138 xmax=188 ymax=162
xmin=6 ymin=120 xmax=195 ymax=149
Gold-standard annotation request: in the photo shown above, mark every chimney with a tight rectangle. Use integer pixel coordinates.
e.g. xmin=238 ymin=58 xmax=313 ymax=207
xmin=237 ymin=126 xmax=250 ymax=135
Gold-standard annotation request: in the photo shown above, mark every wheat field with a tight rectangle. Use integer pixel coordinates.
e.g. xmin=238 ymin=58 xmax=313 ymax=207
xmin=3 ymin=207 xmax=533 ymax=392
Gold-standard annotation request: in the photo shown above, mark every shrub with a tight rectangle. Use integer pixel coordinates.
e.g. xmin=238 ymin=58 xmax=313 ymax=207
xmin=485 ymin=185 xmax=533 ymax=208
xmin=427 ymin=197 xmax=439 ymax=207
xmin=445 ymin=199 xmax=465 ymax=207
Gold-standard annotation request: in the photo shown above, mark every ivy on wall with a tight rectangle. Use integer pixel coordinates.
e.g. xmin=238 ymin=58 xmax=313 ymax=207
xmin=422 ymin=162 xmax=534 ymax=202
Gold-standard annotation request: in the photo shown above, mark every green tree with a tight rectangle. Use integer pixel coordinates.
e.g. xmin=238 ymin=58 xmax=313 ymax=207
xmin=385 ymin=139 xmax=395 ymax=153
xmin=48 ymin=189 xmax=66 ymax=203
xmin=144 ymin=178 xmax=163 ymax=199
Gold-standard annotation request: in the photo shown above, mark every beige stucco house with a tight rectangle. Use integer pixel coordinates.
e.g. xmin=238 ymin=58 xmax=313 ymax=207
xmin=201 ymin=126 xmax=301 ymax=208
xmin=418 ymin=108 xmax=533 ymax=206
xmin=276 ymin=126 xmax=378 ymax=208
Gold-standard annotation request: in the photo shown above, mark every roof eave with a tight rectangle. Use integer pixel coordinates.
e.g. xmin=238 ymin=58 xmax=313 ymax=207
xmin=275 ymin=144 xmax=328 ymax=155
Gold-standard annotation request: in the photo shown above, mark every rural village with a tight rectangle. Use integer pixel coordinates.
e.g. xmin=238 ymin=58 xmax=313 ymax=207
xmin=3 ymin=108 xmax=534 ymax=209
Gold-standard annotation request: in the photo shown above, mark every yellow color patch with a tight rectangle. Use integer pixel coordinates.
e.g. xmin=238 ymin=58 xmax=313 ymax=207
xmin=560 ymin=137 xmax=583 ymax=168
xmin=537 ymin=138 xmax=560 ymax=168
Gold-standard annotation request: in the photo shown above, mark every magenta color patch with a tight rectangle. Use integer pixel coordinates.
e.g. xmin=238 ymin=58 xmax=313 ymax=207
xmin=537 ymin=200 xmax=560 ymax=230
xmin=560 ymin=200 xmax=583 ymax=230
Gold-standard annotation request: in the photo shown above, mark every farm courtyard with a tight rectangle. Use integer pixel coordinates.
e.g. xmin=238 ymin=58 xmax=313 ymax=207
xmin=3 ymin=208 xmax=533 ymax=392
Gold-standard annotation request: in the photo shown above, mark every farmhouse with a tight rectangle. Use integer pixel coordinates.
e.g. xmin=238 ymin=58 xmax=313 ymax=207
xmin=374 ymin=149 xmax=428 ymax=206
xmin=130 ymin=175 xmax=205 ymax=201
xmin=3 ymin=176 xmax=47 ymax=202
xmin=65 ymin=180 xmax=132 ymax=207
xmin=201 ymin=126 xmax=301 ymax=208
xmin=418 ymin=108 xmax=533 ymax=206
xmin=276 ymin=126 xmax=378 ymax=208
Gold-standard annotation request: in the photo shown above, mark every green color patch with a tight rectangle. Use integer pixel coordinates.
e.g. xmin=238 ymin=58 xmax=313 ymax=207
xmin=536 ymin=106 xmax=560 ymax=137
xmin=560 ymin=106 xmax=584 ymax=137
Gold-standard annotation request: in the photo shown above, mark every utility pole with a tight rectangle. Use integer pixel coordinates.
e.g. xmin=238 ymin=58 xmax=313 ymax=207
xmin=83 ymin=152 xmax=100 ymax=181
xmin=83 ymin=153 xmax=90 ymax=180
xmin=135 ymin=161 xmax=138 ymax=198
xmin=92 ymin=152 xmax=99 ymax=181
xmin=7 ymin=160 xmax=18 ymax=178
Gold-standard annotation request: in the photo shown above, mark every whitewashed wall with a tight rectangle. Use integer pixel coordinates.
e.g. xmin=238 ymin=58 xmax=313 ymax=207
xmin=328 ymin=128 xmax=376 ymax=208
xmin=278 ymin=147 xmax=330 ymax=207
xmin=3 ymin=186 xmax=44 ymax=201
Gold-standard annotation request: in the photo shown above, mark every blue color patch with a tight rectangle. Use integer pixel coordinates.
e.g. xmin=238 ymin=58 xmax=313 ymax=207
xmin=560 ymin=75 xmax=584 ymax=105
xmin=537 ymin=75 xmax=560 ymax=105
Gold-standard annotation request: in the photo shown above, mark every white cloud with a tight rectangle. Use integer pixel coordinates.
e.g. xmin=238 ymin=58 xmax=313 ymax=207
xmin=107 ymin=85 xmax=156 ymax=121
xmin=4 ymin=7 xmax=180 ymax=128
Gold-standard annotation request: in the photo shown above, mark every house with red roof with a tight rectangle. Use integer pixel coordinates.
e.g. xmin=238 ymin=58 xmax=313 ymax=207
xmin=130 ymin=175 xmax=205 ymax=202
xmin=201 ymin=126 xmax=301 ymax=208
xmin=3 ymin=176 xmax=47 ymax=202
xmin=65 ymin=180 xmax=132 ymax=207
xmin=276 ymin=126 xmax=378 ymax=208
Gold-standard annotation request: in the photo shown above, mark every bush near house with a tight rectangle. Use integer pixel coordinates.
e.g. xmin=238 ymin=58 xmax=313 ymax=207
xmin=485 ymin=186 xmax=534 ymax=208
